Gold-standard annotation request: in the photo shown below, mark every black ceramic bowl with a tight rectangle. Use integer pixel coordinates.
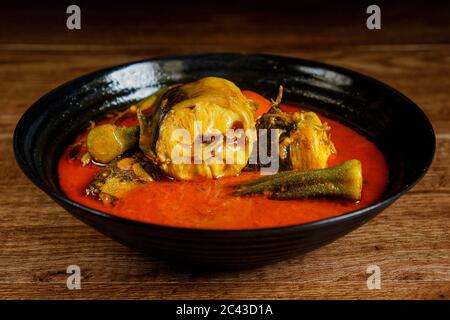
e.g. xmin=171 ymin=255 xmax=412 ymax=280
xmin=14 ymin=53 xmax=435 ymax=269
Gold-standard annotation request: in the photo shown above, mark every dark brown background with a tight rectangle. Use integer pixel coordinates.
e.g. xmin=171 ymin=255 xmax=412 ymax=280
xmin=0 ymin=1 xmax=449 ymax=299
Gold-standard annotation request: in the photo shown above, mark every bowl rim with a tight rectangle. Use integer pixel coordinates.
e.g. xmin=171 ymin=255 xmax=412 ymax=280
xmin=13 ymin=52 xmax=436 ymax=236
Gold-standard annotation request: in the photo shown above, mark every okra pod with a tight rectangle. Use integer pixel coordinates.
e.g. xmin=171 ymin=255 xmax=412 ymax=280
xmin=234 ymin=159 xmax=363 ymax=201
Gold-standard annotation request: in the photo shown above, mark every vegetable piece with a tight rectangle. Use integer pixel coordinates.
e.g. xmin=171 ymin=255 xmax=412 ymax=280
xmin=255 ymin=86 xmax=335 ymax=171
xmin=287 ymin=112 xmax=336 ymax=170
xmin=86 ymin=152 xmax=161 ymax=204
xmin=85 ymin=87 xmax=168 ymax=164
xmin=141 ymin=77 xmax=256 ymax=180
xmin=86 ymin=124 xmax=139 ymax=163
xmin=233 ymin=159 xmax=363 ymax=201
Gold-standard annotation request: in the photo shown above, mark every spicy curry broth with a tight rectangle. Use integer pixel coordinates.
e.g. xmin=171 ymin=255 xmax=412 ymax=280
xmin=58 ymin=91 xmax=388 ymax=230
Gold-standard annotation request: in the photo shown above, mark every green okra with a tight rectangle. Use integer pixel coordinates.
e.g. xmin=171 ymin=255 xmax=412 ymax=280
xmin=234 ymin=159 xmax=363 ymax=201
xmin=87 ymin=124 xmax=139 ymax=163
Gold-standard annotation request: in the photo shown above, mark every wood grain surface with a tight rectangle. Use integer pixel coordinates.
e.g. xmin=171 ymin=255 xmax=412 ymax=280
xmin=0 ymin=1 xmax=449 ymax=299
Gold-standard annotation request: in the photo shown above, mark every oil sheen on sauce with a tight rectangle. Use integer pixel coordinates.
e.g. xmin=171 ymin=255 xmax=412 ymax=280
xmin=58 ymin=92 xmax=389 ymax=230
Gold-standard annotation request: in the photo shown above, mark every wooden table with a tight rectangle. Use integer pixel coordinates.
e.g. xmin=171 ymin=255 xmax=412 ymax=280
xmin=1 ymin=2 xmax=449 ymax=299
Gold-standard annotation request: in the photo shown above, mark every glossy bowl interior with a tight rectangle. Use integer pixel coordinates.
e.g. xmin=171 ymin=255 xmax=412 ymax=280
xmin=14 ymin=53 xmax=435 ymax=269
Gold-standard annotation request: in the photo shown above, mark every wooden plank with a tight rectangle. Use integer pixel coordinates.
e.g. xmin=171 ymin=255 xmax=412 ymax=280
xmin=0 ymin=1 xmax=449 ymax=300
xmin=1 ymin=48 xmax=449 ymax=135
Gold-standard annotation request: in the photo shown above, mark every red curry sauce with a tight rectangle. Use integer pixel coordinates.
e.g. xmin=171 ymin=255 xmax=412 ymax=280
xmin=58 ymin=92 xmax=389 ymax=230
